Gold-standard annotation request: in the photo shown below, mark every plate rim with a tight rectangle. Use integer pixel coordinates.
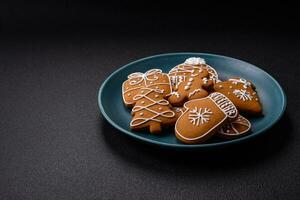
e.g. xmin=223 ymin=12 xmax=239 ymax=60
xmin=98 ymin=52 xmax=287 ymax=148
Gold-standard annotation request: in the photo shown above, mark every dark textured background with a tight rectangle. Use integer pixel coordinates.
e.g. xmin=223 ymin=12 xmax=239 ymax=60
xmin=0 ymin=1 xmax=299 ymax=200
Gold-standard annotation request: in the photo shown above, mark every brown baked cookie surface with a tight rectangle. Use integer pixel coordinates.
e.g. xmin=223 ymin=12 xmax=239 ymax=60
xmin=213 ymin=78 xmax=262 ymax=115
xmin=171 ymin=107 xmax=186 ymax=121
xmin=122 ymin=69 xmax=171 ymax=107
xmin=130 ymin=88 xmax=176 ymax=134
xmin=168 ymin=57 xmax=219 ymax=91
xmin=175 ymin=92 xmax=238 ymax=144
xmin=217 ymin=115 xmax=251 ymax=138
xmin=168 ymin=68 xmax=213 ymax=107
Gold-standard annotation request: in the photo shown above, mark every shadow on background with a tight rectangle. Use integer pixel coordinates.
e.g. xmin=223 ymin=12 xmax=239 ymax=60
xmin=98 ymin=111 xmax=292 ymax=174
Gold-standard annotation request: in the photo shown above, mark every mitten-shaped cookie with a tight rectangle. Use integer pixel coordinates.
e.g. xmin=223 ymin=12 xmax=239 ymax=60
xmin=130 ymin=88 xmax=176 ymax=134
xmin=175 ymin=92 xmax=238 ymax=144
xmin=168 ymin=68 xmax=213 ymax=107
xmin=213 ymin=78 xmax=262 ymax=115
xmin=122 ymin=69 xmax=171 ymax=107
xmin=217 ymin=115 xmax=251 ymax=139
xmin=168 ymin=57 xmax=219 ymax=90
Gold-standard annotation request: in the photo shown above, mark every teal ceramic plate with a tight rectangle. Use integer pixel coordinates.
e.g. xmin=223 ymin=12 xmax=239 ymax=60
xmin=98 ymin=53 xmax=286 ymax=148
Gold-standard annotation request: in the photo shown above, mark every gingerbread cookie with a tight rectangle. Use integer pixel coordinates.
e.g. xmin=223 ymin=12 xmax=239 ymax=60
xmin=217 ymin=115 xmax=251 ymax=139
xmin=168 ymin=57 xmax=219 ymax=90
xmin=213 ymin=78 xmax=262 ymax=115
xmin=175 ymin=92 xmax=238 ymax=144
xmin=171 ymin=107 xmax=186 ymax=121
xmin=122 ymin=69 xmax=172 ymax=107
xmin=168 ymin=68 xmax=213 ymax=106
xmin=130 ymin=88 xmax=176 ymax=134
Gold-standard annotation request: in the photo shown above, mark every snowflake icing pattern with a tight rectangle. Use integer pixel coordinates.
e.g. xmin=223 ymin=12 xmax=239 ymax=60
xmin=233 ymin=89 xmax=253 ymax=101
xmin=189 ymin=107 xmax=212 ymax=126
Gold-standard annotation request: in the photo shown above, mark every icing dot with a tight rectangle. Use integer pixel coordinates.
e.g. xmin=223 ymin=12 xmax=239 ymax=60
xmin=255 ymin=98 xmax=258 ymax=101
xmin=128 ymin=93 xmax=131 ymax=96
xmin=226 ymin=130 xmax=230 ymax=133
xmin=141 ymin=101 xmax=145 ymax=104
xmin=139 ymin=113 xmax=143 ymax=116
xmin=252 ymin=92 xmax=256 ymax=95
xmin=126 ymin=87 xmax=129 ymax=89
xmin=219 ymin=85 xmax=223 ymax=88
xmin=189 ymin=78 xmax=194 ymax=81
xmin=150 ymin=81 xmax=153 ymax=84
xmin=243 ymin=85 xmax=248 ymax=89
xmin=156 ymin=86 xmax=159 ymax=89
xmin=229 ymin=86 xmax=233 ymax=89
xmin=155 ymin=95 xmax=159 ymax=98
xmin=159 ymin=107 xmax=162 ymax=110
xmin=184 ymin=86 xmax=190 ymax=90
xmin=228 ymin=92 xmax=230 ymax=95
xmin=187 ymin=82 xmax=192 ymax=86
xmin=138 ymin=84 xmax=141 ymax=86
xmin=141 ymin=90 xmax=144 ymax=94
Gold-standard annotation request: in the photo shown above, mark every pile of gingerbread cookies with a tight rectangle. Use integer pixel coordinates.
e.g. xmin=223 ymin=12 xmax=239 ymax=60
xmin=122 ymin=57 xmax=262 ymax=144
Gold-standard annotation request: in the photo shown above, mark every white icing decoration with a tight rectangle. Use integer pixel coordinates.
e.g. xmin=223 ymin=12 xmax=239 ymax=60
xmin=233 ymin=89 xmax=253 ymax=101
xmin=155 ymin=95 xmax=159 ymax=98
xmin=122 ymin=69 xmax=172 ymax=105
xmin=209 ymin=92 xmax=238 ymax=118
xmin=174 ymin=92 xmax=237 ymax=141
xmin=184 ymin=86 xmax=190 ymax=90
xmin=218 ymin=115 xmax=251 ymax=135
xmin=184 ymin=57 xmax=206 ymax=65
xmin=130 ymin=88 xmax=175 ymax=127
xmin=170 ymin=76 xmax=186 ymax=89
xmin=169 ymin=62 xmax=219 ymax=85
xmin=187 ymin=82 xmax=192 ymax=86
xmin=188 ymin=89 xmax=202 ymax=98
xmin=139 ymin=113 xmax=143 ymax=116
xmin=229 ymin=86 xmax=233 ymax=89
xmin=229 ymin=78 xmax=251 ymax=88
xmin=128 ymin=93 xmax=131 ymax=96
xmin=127 ymin=69 xmax=162 ymax=85
xmin=141 ymin=101 xmax=145 ymax=104
xmin=170 ymin=91 xmax=180 ymax=98
xmin=189 ymin=78 xmax=194 ymax=81
xmin=202 ymin=78 xmax=208 ymax=84
xmin=219 ymin=85 xmax=223 ymax=88
xmin=188 ymin=107 xmax=212 ymax=126
xmin=159 ymin=107 xmax=162 ymax=110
